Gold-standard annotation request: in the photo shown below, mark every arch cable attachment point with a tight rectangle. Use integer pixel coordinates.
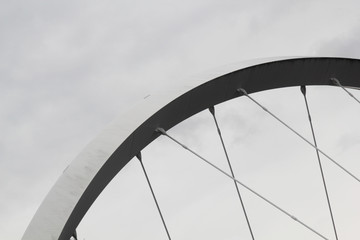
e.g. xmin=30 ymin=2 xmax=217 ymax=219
xmin=331 ymin=77 xmax=360 ymax=104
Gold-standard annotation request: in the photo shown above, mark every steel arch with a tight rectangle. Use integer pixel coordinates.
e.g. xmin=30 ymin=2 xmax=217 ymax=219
xmin=22 ymin=57 xmax=360 ymax=240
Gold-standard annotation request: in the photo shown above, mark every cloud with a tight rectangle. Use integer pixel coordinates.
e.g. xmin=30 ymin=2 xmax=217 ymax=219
xmin=315 ymin=26 xmax=360 ymax=58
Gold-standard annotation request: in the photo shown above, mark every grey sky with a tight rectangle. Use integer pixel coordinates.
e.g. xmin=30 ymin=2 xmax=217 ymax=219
xmin=1 ymin=0 xmax=360 ymax=239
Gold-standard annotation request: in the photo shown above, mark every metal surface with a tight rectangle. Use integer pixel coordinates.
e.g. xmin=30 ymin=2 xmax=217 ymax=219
xmin=22 ymin=57 xmax=360 ymax=240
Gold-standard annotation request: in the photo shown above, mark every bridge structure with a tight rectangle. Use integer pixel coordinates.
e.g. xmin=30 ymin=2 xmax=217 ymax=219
xmin=22 ymin=57 xmax=360 ymax=240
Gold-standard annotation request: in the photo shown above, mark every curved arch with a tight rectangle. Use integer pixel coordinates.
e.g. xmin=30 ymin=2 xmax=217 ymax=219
xmin=22 ymin=57 xmax=360 ymax=240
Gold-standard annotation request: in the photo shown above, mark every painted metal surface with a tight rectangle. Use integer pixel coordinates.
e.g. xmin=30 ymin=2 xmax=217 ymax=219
xmin=22 ymin=57 xmax=360 ymax=240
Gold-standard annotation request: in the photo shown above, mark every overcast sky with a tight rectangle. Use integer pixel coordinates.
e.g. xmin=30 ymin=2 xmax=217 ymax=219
xmin=2 ymin=0 xmax=360 ymax=239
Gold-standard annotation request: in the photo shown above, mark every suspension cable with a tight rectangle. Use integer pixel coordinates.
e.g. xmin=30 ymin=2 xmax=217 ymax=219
xmin=156 ymin=127 xmax=329 ymax=240
xmin=137 ymin=152 xmax=172 ymax=240
xmin=238 ymin=88 xmax=360 ymax=183
xmin=331 ymin=78 xmax=360 ymax=104
xmin=209 ymin=106 xmax=256 ymax=240
xmin=301 ymin=86 xmax=339 ymax=240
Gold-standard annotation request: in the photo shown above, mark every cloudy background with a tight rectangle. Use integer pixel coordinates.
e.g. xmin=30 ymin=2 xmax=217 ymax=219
xmin=2 ymin=0 xmax=360 ymax=239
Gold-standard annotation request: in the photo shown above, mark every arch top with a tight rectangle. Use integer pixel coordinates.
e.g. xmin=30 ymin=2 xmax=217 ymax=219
xmin=23 ymin=57 xmax=360 ymax=240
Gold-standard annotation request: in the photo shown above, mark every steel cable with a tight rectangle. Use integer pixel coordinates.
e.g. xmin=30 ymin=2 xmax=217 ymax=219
xmin=301 ymin=86 xmax=339 ymax=240
xmin=156 ymin=127 xmax=329 ymax=240
xmin=209 ymin=106 xmax=256 ymax=240
xmin=238 ymin=88 xmax=360 ymax=183
xmin=137 ymin=152 xmax=172 ymax=240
